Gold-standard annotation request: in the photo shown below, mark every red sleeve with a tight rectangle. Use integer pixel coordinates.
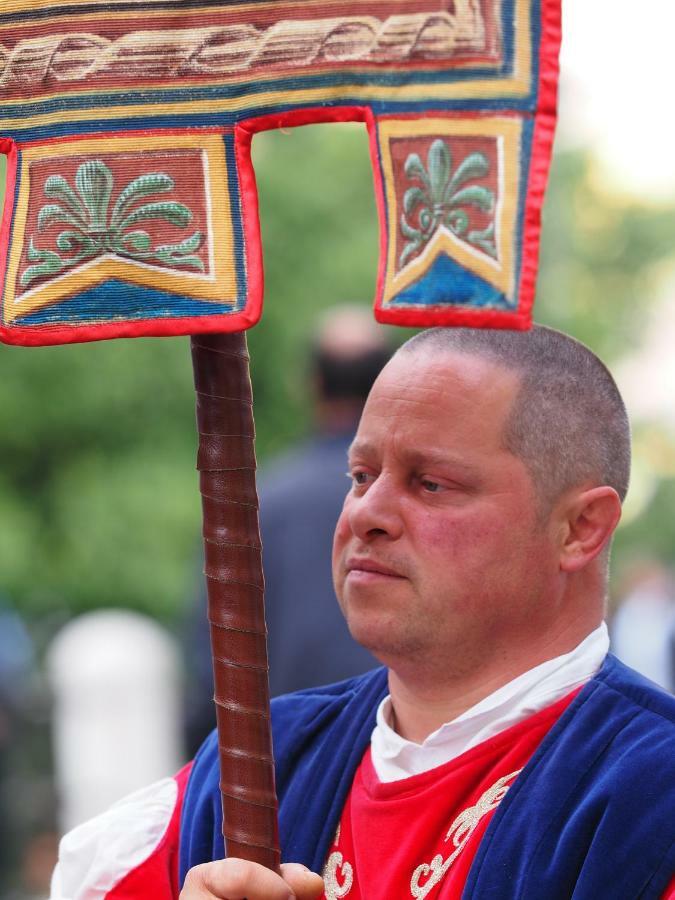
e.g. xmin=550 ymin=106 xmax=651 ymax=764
xmin=661 ymin=871 xmax=675 ymax=900
xmin=51 ymin=763 xmax=193 ymax=900
xmin=105 ymin=764 xmax=192 ymax=899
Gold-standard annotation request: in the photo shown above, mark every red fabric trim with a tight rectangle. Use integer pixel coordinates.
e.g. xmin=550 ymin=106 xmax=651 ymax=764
xmin=662 ymin=872 xmax=675 ymax=899
xmin=366 ymin=109 xmax=388 ymax=315
xmin=517 ymin=0 xmax=562 ymax=328
xmin=235 ymin=104 xmax=536 ymax=333
xmin=374 ymin=301 xmax=531 ymax=331
xmin=235 ymin=106 xmax=369 ymax=136
xmin=234 ymin=122 xmax=263 ymax=333
xmin=105 ymin=763 xmax=193 ymax=900
xmin=0 ymin=138 xmax=18 ymax=322
xmin=0 ymin=309 xmax=260 ymax=347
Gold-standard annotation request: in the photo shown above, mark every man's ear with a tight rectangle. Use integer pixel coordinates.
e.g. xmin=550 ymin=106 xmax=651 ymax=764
xmin=558 ymin=486 xmax=622 ymax=574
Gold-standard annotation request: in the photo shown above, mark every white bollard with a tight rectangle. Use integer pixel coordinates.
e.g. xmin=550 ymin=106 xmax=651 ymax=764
xmin=46 ymin=609 xmax=185 ymax=833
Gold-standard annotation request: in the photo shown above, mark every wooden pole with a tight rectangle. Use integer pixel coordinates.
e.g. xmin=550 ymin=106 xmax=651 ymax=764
xmin=191 ymin=332 xmax=280 ymax=871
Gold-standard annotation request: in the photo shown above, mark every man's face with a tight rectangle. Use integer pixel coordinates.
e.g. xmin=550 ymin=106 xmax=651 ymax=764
xmin=332 ymin=349 xmax=561 ymax=678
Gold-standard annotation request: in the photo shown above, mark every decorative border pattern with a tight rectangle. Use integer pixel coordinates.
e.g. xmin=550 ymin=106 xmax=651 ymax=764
xmin=0 ymin=5 xmax=493 ymax=92
xmin=1 ymin=132 xmax=239 ymax=335
xmin=0 ymin=0 xmax=531 ymax=132
xmin=377 ymin=115 xmax=522 ymax=308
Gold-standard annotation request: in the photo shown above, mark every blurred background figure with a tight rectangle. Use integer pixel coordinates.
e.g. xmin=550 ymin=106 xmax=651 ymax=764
xmin=184 ymin=305 xmax=391 ymax=754
xmin=261 ymin=305 xmax=390 ymax=694
xmin=610 ymin=561 xmax=675 ymax=692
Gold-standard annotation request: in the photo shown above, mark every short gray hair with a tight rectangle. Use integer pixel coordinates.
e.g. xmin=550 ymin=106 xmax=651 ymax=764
xmin=399 ymin=326 xmax=631 ymax=507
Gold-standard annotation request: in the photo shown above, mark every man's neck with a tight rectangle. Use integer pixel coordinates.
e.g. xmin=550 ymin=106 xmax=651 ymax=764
xmin=387 ymin=620 xmax=604 ymax=744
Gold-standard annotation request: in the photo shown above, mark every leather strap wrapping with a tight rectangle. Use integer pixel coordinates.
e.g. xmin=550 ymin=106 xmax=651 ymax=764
xmin=191 ymin=332 xmax=280 ymax=871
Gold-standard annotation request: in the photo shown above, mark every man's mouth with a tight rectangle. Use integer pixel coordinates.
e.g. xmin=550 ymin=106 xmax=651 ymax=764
xmin=345 ymin=557 xmax=406 ymax=579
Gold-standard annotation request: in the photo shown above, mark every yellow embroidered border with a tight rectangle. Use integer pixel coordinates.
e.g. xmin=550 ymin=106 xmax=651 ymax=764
xmin=378 ymin=116 xmax=522 ymax=305
xmin=4 ymin=133 xmax=235 ymax=323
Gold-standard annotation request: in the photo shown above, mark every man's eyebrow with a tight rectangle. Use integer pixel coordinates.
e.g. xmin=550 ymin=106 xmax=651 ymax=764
xmin=347 ymin=441 xmax=480 ymax=474
xmin=347 ymin=439 xmax=376 ymax=460
xmin=403 ymin=448 xmax=480 ymax=474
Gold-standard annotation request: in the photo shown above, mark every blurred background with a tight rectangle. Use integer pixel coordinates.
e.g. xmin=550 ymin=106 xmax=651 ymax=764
xmin=1 ymin=0 xmax=674 ymax=895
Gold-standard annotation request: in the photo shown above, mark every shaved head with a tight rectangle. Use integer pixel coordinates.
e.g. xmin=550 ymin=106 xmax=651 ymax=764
xmin=398 ymin=326 xmax=631 ymax=510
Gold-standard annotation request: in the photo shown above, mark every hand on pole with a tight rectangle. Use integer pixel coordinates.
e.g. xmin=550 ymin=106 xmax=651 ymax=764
xmin=180 ymin=859 xmax=324 ymax=900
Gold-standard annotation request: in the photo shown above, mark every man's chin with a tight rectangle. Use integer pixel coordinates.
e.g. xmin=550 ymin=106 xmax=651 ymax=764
xmin=344 ymin=613 xmax=424 ymax=665
xmin=340 ymin=577 xmax=409 ymax=607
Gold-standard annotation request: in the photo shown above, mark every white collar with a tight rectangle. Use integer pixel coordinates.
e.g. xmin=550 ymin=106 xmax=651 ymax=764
xmin=371 ymin=623 xmax=609 ymax=783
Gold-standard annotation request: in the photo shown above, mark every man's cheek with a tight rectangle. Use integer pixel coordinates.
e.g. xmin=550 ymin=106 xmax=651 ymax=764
xmin=418 ymin=514 xmax=481 ymax=554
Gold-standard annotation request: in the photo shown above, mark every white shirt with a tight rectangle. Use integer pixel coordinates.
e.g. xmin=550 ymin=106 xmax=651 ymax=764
xmin=371 ymin=623 xmax=609 ymax=783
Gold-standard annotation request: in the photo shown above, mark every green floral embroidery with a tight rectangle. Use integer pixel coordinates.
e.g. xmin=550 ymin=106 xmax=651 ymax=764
xmin=21 ymin=161 xmax=204 ymax=287
xmin=399 ymin=139 xmax=497 ymax=269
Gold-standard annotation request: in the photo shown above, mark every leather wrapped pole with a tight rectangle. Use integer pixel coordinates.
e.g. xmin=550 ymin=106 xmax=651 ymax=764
xmin=191 ymin=332 xmax=280 ymax=872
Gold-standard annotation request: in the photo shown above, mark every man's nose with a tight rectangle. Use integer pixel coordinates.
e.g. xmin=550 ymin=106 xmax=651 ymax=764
xmin=347 ymin=474 xmax=403 ymax=541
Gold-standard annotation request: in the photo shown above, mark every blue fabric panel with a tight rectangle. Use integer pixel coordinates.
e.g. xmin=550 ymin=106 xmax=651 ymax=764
xmin=15 ymin=279 xmax=234 ymax=325
xmin=391 ymin=252 xmax=512 ymax=309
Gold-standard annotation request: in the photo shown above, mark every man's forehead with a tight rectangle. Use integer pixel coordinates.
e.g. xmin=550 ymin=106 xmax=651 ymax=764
xmin=380 ymin=346 xmax=521 ymax=394
xmin=353 ymin=359 xmax=516 ymax=441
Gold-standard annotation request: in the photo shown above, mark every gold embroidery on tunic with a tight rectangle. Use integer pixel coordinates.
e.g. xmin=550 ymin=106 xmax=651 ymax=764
xmin=323 ymin=850 xmax=354 ymax=899
xmin=410 ymin=769 xmax=522 ymax=899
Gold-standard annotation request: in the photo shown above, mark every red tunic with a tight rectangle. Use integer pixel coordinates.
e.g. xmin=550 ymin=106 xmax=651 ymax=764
xmin=322 ymin=691 xmax=579 ymax=900
xmin=324 ymin=689 xmax=675 ymax=900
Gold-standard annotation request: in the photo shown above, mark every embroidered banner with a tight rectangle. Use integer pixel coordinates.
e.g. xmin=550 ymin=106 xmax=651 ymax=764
xmin=0 ymin=0 xmax=561 ymax=346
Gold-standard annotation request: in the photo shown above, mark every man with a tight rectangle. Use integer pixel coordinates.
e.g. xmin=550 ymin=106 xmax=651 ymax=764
xmin=52 ymin=325 xmax=675 ymax=899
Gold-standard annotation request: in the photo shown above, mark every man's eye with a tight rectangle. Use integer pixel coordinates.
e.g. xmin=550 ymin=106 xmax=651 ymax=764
xmin=421 ymin=478 xmax=442 ymax=493
xmin=348 ymin=471 xmax=370 ymax=486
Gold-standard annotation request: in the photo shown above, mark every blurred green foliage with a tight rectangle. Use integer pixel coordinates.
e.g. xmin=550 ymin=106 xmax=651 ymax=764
xmin=0 ymin=125 xmax=673 ymax=621
xmin=537 ymin=152 xmax=675 ymax=358
xmin=536 ymin=152 xmax=675 ymax=582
